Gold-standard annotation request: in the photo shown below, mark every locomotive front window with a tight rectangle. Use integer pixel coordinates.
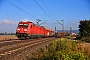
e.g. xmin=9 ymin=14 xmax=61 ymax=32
xmin=23 ymin=24 xmax=28 ymax=27
xmin=19 ymin=24 xmax=23 ymax=27
xmin=18 ymin=24 xmax=28 ymax=28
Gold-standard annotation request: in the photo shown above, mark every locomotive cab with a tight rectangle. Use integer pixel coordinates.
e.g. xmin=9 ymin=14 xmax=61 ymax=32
xmin=16 ymin=21 xmax=33 ymax=39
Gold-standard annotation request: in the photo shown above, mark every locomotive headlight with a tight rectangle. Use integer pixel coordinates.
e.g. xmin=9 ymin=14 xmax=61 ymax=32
xmin=17 ymin=29 xmax=20 ymax=30
xmin=24 ymin=29 xmax=27 ymax=31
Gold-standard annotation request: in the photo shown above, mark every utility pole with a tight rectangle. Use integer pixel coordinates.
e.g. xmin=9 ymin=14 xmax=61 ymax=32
xmin=37 ymin=19 xmax=41 ymax=25
xmin=70 ymin=27 xmax=72 ymax=33
xmin=61 ymin=19 xmax=64 ymax=32
xmin=54 ymin=26 xmax=57 ymax=36
xmin=55 ymin=19 xmax=64 ymax=32
xmin=55 ymin=26 xmax=56 ymax=31
xmin=70 ymin=27 xmax=72 ymax=36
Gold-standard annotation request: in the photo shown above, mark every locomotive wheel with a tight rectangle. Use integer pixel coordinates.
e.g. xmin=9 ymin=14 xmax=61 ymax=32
xmin=25 ymin=36 xmax=27 ymax=39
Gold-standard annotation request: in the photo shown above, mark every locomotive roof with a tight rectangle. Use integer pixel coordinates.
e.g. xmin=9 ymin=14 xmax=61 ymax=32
xmin=19 ymin=21 xmax=32 ymax=23
xmin=33 ymin=23 xmax=45 ymax=28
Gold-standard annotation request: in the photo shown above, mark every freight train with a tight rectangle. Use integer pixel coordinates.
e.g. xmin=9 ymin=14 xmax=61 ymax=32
xmin=16 ymin=21 xmax=55 ymax=39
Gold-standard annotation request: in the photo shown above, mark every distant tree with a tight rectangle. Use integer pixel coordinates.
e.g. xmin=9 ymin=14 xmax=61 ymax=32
xmin=79 ymin=19 xmax=90 ymax=37
xmin=11 ymin=33 xmax=15 ymax=35
xmin=0 ymin=32 xmax=4 ymax=35
xmin=4 ymin=32 xmax=7 ymax=35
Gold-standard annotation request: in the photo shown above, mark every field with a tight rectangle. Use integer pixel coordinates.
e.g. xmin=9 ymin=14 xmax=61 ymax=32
xmin=0 ymin=35 xmax=18 ymax=40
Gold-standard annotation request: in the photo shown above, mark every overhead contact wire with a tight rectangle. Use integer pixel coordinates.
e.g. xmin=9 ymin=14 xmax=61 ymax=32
xmin=34 ymin=0 xmax=52 ymax=20
xmin=42 ymin=0 xmax=54 ymax=21
xmin=18 ymin=0 xmax=39 ymax=15
xmin=42 ymin=0 xmax=50 ymax=13
xmin=5 ymin=0 xmax=37 ymax=19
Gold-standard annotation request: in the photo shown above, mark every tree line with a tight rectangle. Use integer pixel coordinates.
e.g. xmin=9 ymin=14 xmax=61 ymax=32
xmin=0 ymin=32 xmax=15 ymax=35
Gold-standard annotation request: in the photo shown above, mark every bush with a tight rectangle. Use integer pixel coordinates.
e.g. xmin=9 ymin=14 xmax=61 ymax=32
xmin=81 ymin=36 xmax=90 ymax=43
xmin=29 ymin=38 xmax=89 ymax=60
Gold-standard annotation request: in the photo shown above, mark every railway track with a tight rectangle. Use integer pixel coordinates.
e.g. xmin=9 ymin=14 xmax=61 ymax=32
xmin=0 ymin=37 xmax=57 ymax=58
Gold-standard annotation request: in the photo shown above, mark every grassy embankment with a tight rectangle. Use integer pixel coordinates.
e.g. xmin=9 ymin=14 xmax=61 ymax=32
xmin=27 ymin=37 xmax=90 ymax=60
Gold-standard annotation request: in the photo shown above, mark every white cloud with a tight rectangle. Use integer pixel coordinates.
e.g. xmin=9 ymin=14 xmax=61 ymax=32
xmin=0 ymin=19 xmax=18 ymax=25
xmin=0 ymin=18 xmax=36 ymax=33
xmin=20 ymin=18 xmax=36 ymax=23
xmin=0 ymin=18 xmax=36 ymax=25
xmin=22 ymin=18 xmax=30 ymax=21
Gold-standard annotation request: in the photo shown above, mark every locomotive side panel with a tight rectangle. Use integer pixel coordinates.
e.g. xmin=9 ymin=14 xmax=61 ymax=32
xmin=27 ymin=23 xmax=33 ymax=36
xmin=29 ymin=24 xmax=44 ymax=38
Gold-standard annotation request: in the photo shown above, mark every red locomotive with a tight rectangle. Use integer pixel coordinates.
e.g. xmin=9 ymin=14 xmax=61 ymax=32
xmin=16 ymin=21 xmax=55 ymax=39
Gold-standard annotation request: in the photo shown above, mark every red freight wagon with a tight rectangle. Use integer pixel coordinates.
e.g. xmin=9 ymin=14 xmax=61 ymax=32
xmin=56 ymin=32 xmax=66 ymax=38
xmin=43 ymin=28 xmax=49 ymax=37
xmin=46 ymin=30 xmax=50 ymax=36
xmin=49 ymin=30 xmax=55 ymax=37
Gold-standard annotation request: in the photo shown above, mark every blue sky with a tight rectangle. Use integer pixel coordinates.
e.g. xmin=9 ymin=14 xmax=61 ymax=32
xmin=0 ymin=0 xmax=90 ymax=33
